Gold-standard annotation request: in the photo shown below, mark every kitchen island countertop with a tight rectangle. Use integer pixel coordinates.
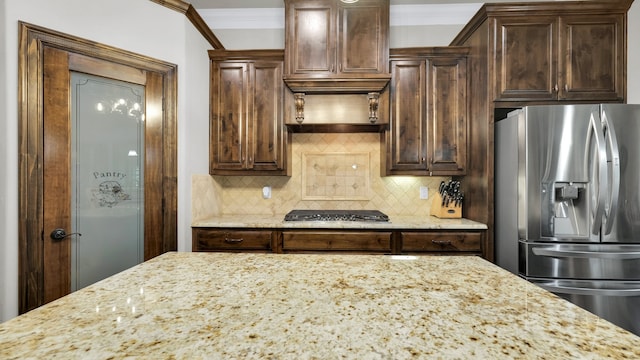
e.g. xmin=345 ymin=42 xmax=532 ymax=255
xmin=1 ymin=252 xmax=638 ymax=359
xmin=192 ymin=214 xmax=487 ymax=230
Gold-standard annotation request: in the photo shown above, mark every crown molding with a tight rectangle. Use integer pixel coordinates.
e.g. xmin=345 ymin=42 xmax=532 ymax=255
xmin=199 ymin=4 xmax=482 ymax=30
xmin=149 ymin=0 xmax=225 ymax=49
xmin=150 ymin=0 xmax=190 ymax=13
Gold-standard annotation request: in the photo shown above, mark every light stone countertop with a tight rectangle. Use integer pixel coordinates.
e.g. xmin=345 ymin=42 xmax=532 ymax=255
xmin=1 ymin=252 xmax=638 ymax=359
xmin=192 ymin=214 xmax=487 ymax=230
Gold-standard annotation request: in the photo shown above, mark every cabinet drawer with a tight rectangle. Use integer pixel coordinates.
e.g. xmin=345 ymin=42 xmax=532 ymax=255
xmin=401 ymin=232 xmax=481 ymax=252
xmin=193 ymin=229 xmax=273 ymax=252
xmin=282 ymin=231 xmax=392 ymax=252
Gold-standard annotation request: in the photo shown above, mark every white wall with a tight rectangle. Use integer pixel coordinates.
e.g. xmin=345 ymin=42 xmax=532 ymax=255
xmin=0 ymin=0 xmax=211 ymax=322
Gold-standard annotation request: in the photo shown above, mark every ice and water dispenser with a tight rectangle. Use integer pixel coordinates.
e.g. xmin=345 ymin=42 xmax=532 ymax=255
xmin=541 ymin=181 xmax=590 ymax=239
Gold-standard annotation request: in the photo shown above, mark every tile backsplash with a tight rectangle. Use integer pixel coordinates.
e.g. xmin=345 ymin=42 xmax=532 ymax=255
xmin=192 ymin=133 xmax=448 ymax=220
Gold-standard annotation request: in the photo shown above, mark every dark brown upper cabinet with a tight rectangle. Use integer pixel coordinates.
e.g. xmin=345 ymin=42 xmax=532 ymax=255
xmin=209 ymin=50 xmax=290 ymax=176
xmin=283 ymin=0 xmax=390 ymax=93
xmin=383 ymin=47 xmax=468 ymax=176
xmin=491 ymin=6 xmax=627 ymax=105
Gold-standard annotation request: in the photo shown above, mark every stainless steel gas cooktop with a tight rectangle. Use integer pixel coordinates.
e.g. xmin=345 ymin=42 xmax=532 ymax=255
xmin=284 ymin=210 xmax=389 ymax=222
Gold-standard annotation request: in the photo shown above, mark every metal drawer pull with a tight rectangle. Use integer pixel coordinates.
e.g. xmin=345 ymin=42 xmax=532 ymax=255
xmin=224 ymin=237 xmax=244 ymax=243
xmin=537 ymin=283 xmax=640 ymax=297
xmin=532 ymin=247 xmax=640 ymax=260
xmin=431 ymin=240 xmax=452 ymax=245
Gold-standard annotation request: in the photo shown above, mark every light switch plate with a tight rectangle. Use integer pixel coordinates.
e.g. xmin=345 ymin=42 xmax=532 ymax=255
xmin=420 ymin=186 xmax=428 ymax=199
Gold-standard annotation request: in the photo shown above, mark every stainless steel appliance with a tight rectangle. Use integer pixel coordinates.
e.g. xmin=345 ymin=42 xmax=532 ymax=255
xmin=284 ymin=210 xmax=389 ymax=222
xmin=495 ymin=104 xmax=640 ymax=336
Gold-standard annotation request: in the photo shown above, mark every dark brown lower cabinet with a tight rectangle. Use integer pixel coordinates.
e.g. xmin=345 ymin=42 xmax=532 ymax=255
xmin=400 ymin=231 xmax=481 ymax=254
xmin=193 ymin=228 xmax=485 ymax=256
xmin=192 ymin=228 xmax=275 ymax=252
xmin=281 ymin=231 xmax=393 ymax=253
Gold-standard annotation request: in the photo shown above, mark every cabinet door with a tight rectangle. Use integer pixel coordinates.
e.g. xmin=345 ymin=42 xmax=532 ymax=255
xmin=559 ymin=14 xmax=625 ymax=101
xmin=251 ymin=61 xmax=285 ymax=171
xmin=494 ymin=17 xmax=557 ymax=101
xmin=210 ymin=61 xmax=248 ymax=171
xmin=426 ymin=57 xmax=467 ymax=175
xmin=285 ymin=0 xmax=335 ymax=76
xmin=338 ymin=0 xmax=388 ymax=74
xmin=387 ymin=60 xmax=427 ymax=173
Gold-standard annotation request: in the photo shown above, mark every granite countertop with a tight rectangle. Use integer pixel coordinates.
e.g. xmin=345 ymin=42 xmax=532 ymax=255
xmin=192 ymin=214 xmax=487 ymax=230
xmin=1 ymin=252 xmax=638 ymax=359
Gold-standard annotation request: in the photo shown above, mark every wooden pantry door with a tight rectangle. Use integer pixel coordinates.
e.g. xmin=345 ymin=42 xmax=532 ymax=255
xmin=18 ymin=23 xmax=177 ymax=312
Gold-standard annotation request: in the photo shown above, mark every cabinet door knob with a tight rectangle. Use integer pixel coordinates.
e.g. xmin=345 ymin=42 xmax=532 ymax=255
xmin=553 ymin=84 xmax=559 ymax=92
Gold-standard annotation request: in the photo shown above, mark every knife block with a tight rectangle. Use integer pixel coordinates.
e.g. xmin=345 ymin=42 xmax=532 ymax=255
xmin=430 ymin=193 xmax=462 ymax=219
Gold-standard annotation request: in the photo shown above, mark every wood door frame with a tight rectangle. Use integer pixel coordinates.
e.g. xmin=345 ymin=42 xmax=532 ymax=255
xmin=18 ymin=22 xmax=178 ymax=313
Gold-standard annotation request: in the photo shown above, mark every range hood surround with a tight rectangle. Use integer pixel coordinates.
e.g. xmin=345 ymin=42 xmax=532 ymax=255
xmin=285 ymin=91 xmax=389 ymax=133
xmin=283 ymin=76 xmax=391 ymax=94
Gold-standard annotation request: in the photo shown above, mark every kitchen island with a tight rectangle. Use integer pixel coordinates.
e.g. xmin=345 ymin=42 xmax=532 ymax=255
xmin=1 ymin=252 xmax=638 ymax=359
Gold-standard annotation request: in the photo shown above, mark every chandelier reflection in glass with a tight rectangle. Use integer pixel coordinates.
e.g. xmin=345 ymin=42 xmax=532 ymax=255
xmin=95 ymin=98 xmax=145 ymax=121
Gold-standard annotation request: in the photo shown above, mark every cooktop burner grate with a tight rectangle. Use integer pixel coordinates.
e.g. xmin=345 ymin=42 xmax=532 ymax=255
xmin=284 ymin=210 xmax=389 ymax=222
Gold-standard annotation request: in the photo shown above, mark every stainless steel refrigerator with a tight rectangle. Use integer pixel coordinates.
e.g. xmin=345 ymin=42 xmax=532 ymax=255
xmin=495 ymin=104 xmax=640 ymax=336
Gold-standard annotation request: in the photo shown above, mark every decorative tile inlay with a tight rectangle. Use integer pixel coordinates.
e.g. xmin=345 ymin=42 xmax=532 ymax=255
xmin=302 ymin=152 xmax=370 ymax=200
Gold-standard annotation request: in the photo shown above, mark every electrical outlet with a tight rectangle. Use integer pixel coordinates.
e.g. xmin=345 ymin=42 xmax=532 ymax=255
xmin=262 ymin=186 xmax=271 ymax=199
xmin=420 ymin=186 xmax=428 ymax=199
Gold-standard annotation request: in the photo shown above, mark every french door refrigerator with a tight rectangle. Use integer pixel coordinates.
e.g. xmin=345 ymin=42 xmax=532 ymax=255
xmin=495 ymin=104 xmax=640 ymax=336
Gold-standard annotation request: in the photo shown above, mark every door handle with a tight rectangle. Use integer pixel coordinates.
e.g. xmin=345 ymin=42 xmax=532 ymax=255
xmin=536 ymin=282 xmax=640 ymax=297
xmin=601 ymin=111 xmax=620 ymax=235
xmin=532 ymin=247 xmax=640 ymax=260
xmin=586 ymin=110 xmax=607 ymax=235
xmin=50 ymin=228 xmax=82 ymax=240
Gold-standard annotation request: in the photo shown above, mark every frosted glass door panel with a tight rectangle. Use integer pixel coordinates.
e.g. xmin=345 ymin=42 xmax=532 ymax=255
xmin=71 ymin=72 xmax=144 ymax=291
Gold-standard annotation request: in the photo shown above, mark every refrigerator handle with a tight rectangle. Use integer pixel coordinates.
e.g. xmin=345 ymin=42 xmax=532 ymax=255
xmin=536 ymin=282 xmax=640 ymax=297
xmin=586 ymin=111 xmax=608 ymax=235
xmin=601 ymin=111 xmax=620 ymax=235
xmin=532 ymin=246 xmax=640 ymax=260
